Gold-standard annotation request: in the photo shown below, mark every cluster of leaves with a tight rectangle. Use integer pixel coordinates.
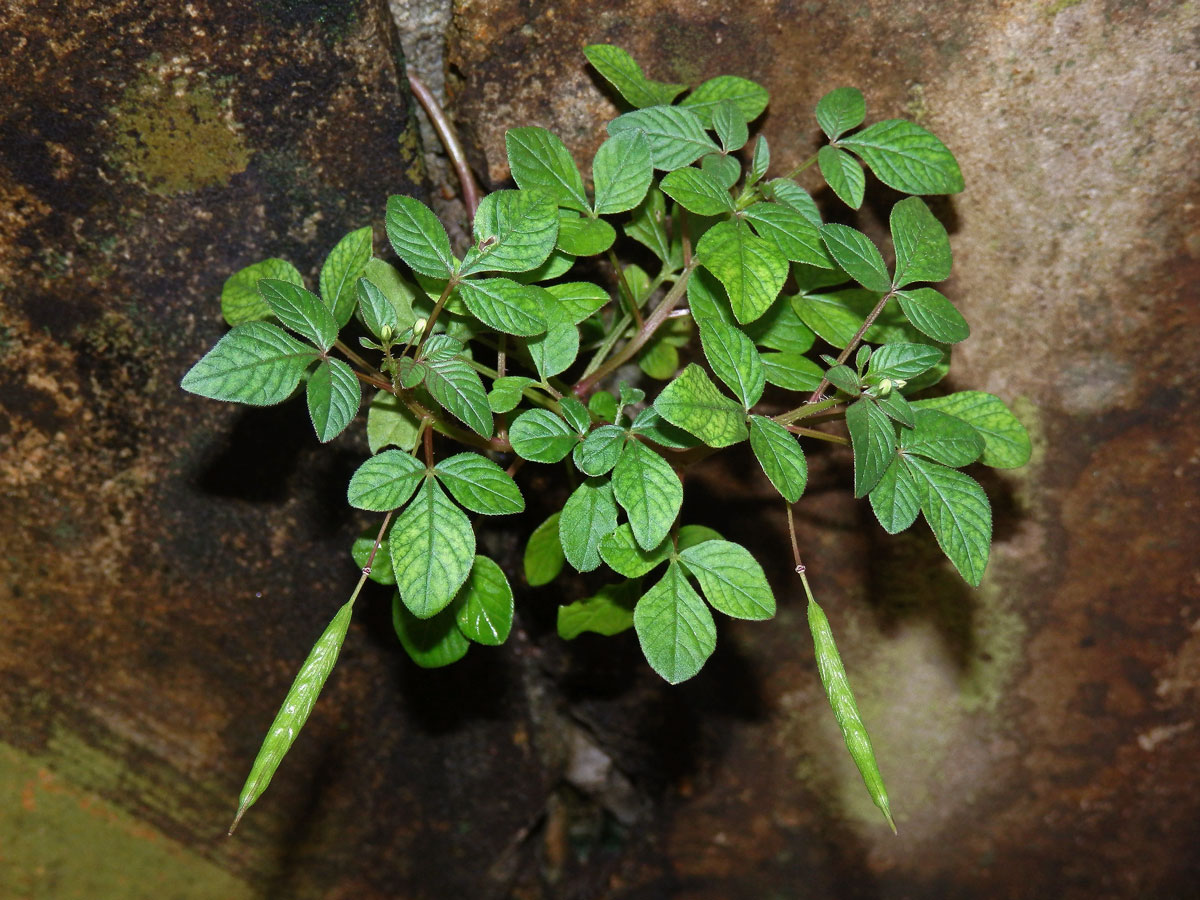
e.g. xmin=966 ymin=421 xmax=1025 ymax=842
xmin=183 ymin=45 xmax=1029 ymax=832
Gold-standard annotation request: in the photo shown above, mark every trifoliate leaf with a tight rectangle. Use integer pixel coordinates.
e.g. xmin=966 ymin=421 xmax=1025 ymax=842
xmin=612 ymin=440 xmax=683 ymax=551
xmin=556 ymin=214 xmax=617 ymax=256
xmin=654 ymin=363 xmax=748 ymax=447
xmin=557 ymin=580 xmax=638 ymax=639
xmin=574 ymin=424 xmax=626 ymax=476
xmin=559 ymin=477 xmax=619 ymax=573
xmin=460 ymin=189 xmax=559 ymax=276
xmin=307 ymin=358 xmax=360 ymax=442
xmin=583 ymin=44 xmax=688 ymax=108
xmin=712 ymin=99 xmax=749 ymax=152
xmin=841 ymin=119 xmax=964 ymax=195
xmin=867 ymin=342 xmax=943 ymax=381
xmin=748 ymin=416 xmax=808 ymax=503
xmin=696 ymin=220 xmax=789 ymax=324
xmin=634 ymin=563 xmax=716 ymax=684
xmin=845 ymin=398 xmax=896 ymax=498
xmin=592 ymin=130 xmax=654 ymax=215
xmin=423 ymin=353 xmax=493 ymax=438
xmin=390 ymin=478 xmax=475 ymax=618
xmin=742 ymin=202 xmax=834 ymax=268
xmin=816 ymin=87 xmax=866 ymax=141
xmin=868 ymin=455 xmax=920 ymax=533
xmin=509 ymin=408 xmax=578 ymax=462
xmin=699 ymin=319 xmax=765 ymax=409
xmin=258 ymin=278 xmax=338 ymax=351
xmin=455 ymin=277 xmax=546 ymax=337
xmin=434 ymin=452 xmax=524 ymax=515
xmin=895 ymin=287 xmax=969 ymax=343
xmin=505 ymin=127 xmax=589 ymax=212
xmin=678 ymin=539 xmax=775 ymax=620
xmin=608 ymin=105 xmax=718 ymax=171
xmin=347 ymin=449 xmax=426 ymax=511
xmin=905 ymin=455 xmax=992 ymax=585
xmin=454 ymin=555 xmax=514 ymax=646
xmin=319 ymin=226 xmax=373 ymax=328
xmin=392 ymin=593 xmax=469 ymax=667
xmin=660 ymin=166 xmax=735 ymax=216
xmin=385 ymin=195 xmax=457 ymax=278
xmin=599 ymin=524 xmax=672 ymax=578
xmin=899 ymin=408 xmax=984 ymax=467
xmin=818 ymin=145 xmax=865 ymax=210
xmin=911 ymin=392 xmax=1031 ymax=468
xmin=819 ymin=224 xmax=891 ymax=293
xmin=524 ymin=512 xmax=565 ymax=586
xmin=181 ymin=322 xmax=317 ymax=405
xmin=487 ymin=376 xmax=535 ymax=414
xmin=889 ymin=197 xmax=952 ymax=287
xmin=680 ymin=75 xmax=769 ymax=127
xmin=221 ymin=258 xmax=302 ymax=326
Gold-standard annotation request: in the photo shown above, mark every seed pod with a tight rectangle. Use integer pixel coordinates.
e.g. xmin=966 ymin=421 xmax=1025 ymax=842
xmin=806 ymin=590 xmax=897 ymax=833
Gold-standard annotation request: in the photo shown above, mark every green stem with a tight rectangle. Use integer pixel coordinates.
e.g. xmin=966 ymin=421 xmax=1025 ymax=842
xmin=414 ymin=278 xmax=459 ymax=358
xmin=580 ymin=311 xmax=633 ymax=379
xmin=772 ymin=395 xmax=842 ymax=426
xmin=806 ymin=290 xmax=894 ymax=404
xmin=607 ymin=247 xmax=642 ymax=328
xmin=783 ymin=152 xmax=819 ymax=182
xmin=785 ymin=425 xmax=848 ymax=445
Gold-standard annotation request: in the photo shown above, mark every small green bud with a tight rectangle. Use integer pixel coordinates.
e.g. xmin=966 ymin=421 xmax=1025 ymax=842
xmin=380 ymin=324 xmax=393 ymax=344
xmin=877 ymin=379 xmax=893 ymax=396
xmin=412 ymin=317 xmax=427 ymax=335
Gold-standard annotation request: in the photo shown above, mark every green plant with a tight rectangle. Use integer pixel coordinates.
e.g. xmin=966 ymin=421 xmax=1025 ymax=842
xmin=182 ymin=45 xmax=1030 ymax=835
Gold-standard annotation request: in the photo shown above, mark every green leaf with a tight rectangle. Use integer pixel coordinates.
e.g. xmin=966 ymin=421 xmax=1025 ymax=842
xmin=889 ymin=197 xmax=951 ymax=287
xmin=819 ymin=224 xmax=891 ymax=293
xmin=612 ymin=440 xmax=683 ymax=551
xmin=793 ymin=288 xmax=879 ymax=349
xmin=765 ymin=179 xmax=822 ymax=226
xmin=701 ymin=152 xmax=741 ymax=190
xmin=742 ymin=202 xmax=834 ymax=268
xmin=592 ymin=130 xmax=654 ymax=215
xmin=654 ymin=363 xmax=748 ymax=448
xmin=258 ymin=278 xmax=338 ymax=351
xmin=230 ymin=597 xmax=355 ymax=832
xmin=505 ymin=127 xmax=588 ymax=212
xmin=816 ymin=87 xmax=866 ymax=141
xmin=696 ymin=220 xmax=789 ymax=324
xmin=509 ymin=408 xmax=578 ymax=462
xmin=385 ymin=195 xmax=457 ymax=278
xmin=608 ymin=105 xmax=718 ymax=171
xmin=319 ymin=226 xmax=372 ymax=328
xmin=911 ymin=392 xmax=1031 ymax=468
xmin=460 ymin=189 xmax=559 ymax=276
xmin=514 ymin=249 xmax=576 ymax=283
xmin=434 ymin=452 xmax=524 ymax=515
xmin=306 ymin=358 xmax=360 ymax=442
xmin=392 ymin=593 xmax=470 ymax=668
xmin=524 ymin=512 xmax=565 ymax=586
xmin=557 ymin=581 xmax=638 ymax=639
xmin=900 ymin=408 xmax=984 ymax=467
xmin=574 ymin=424 xmax=625 ymax=476
xmin=556 ymin=214 xmax=617 ymax=256
xmin=824 ymin=364 xmax=862 ymax=395
xmin=558 ymin=396 xmax=591 ymax=433
xmin=559 ymin=477 xmax=619 ymax=573
xmin=744 ymin=295 xmax=816 ymax=354
xmin=181 ymin=322 xmax=317 ymax=405
xmin=749 ymin=135 xmax=770 ymax=185
xmin=634 ymin=563 xmax=716 ymax=684
xmin=905 ymin=456 xmax=992 ymax=585
xmin=867 ymin=342 xmax=943 ymax=381
xmin=367 ymin=390 xmax=419 ymax=453
xmin=679 ymin=540 xmax=775 ymax=620
xmin=625 ymin=188 xmax=675 ymax=262
xmin=712 ymin=99 xmax=749 ymax=152
xmin=545 ymin=282 xmax=610 ymax=324
xmin=455 ymin=277 xmax=546 ymax=337
xmin=526 ymin=303 xmax=579 ymax=380
xmin=487 ymin=375 xmax=535 ymax=414
xmin=637 ymin=334 xmax=679 ymax=380
xmin=221 ymin=258 xmax=302 ymax=326
xmin=630 ymin=407 xmax=700 ymax=449
xmin=424 ymin=353 xmax=493 ymax=438
xmin=748 ymin=416 xmax=808 ymax=503
xmin=895 ymin=288 xmax=969 ymax=343
xmin=875 ymin=388 xmax=915 ymax=427
xmin=699 ymin=319 xmax=764 ymax=409
xmin=356 ymin=277 xmax=400 ymax=341
xmin=680 ymin=75 xmax=769 ymax=127
xmin=806 ymin=594 xmax=896 ymax=832
xmin=677 ymin=524 xmax=724 ymax=551
xmin=589 ymin=390 xmax=619 ymax=424
xmin=599 ymin=524 xmax=672 ymax=578
xmin=841 ymin=119 xmax=964 ymax=195
xmin=760 ymin=352 xmax=823 ymax=391
xmin=361 ymin=258 xmax=417 ymax=331
xmin=391 ymin=478 xmax=476 ymax=617
xmin=351 ymin=523 xmax=396 ymax=585
xmin=845 ymin=398 xmax=896 ymax=498
xmin=583 ymin=44 xmax=688 ymax=108
xmin=660 ymin=166 xmax=735 ymax=216
xmin=817 ymin=145 xmax=866 ymax=210
xmin=868 ymin=455 xmax=921 ymax=533
xmin=454 ymin=555 xmax=513 ymax=646
xmin=347 ymin=449 xmax=425 ymax=511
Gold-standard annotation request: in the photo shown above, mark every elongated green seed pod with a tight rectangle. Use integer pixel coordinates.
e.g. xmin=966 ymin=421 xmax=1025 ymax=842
xmin=229 ymin=598 xmax=356 ymax=833
xmin=804 ymin=575 xmax=897 ymax=833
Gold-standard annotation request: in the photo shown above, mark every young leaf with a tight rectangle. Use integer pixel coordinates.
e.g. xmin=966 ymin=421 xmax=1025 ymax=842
xmin=701 ymin=151 xmax=741 ymax=190
xmin=434 ymin=452 xmax=524 ymax=515
xmin=765 ymin=179 xmax=823 ymax=227
xmin=760 ymin=352 xmax=823 ymax=391
xmin=487 ymin=375 xmax=535 ymax=414
xmin=545 ymin=281 xmax=610 ymax=324
xmin=806 ymin=593 xmax=896 ymax=832
xmin=742 ymin=202 xmax=834 ymax=268
xmin=905 ymin=455 xmax=992 ymax=586
xmin=362 ymin=258 xmax=418 ymax=331
xmin=423 ymin=353 xmax=493 ymax=438
xmin=455 ymin=555 xmax=514 ymax=646
xmin=589 ymin=390 xmax=619 ymax=424
xmin=347 ymin=449 xmax=426 ymax=511
xmin=592 ymin=130 xmax=654 ymax=215
xmin=230 ymin=597 xmax=355 ymax=833
xmin=583 ymin=44 xmax=688 ymax=108
xmin=696 ymin=220 xmax=789 ymax=324
xmin=712 ymin=99 xmax=749 ymax=152
xmin=678 ymin=539 xmax=775 ymax=620
xmin=889 ymin=197 xmax=952 ymax=287
xmin=505 ymin=127 xmax=589 ymax=212
xmin=391 ymin=478 xmax=476 ymax=618
xmin=699 ymin=319 xmax=765 ymax=409
xmin=748 ymin=416 xmax=808 ymax=503
xmin=875 ymin=388 xmax=915 ymax=428
xmin=840 ymin=119 xmax=964 ymax=195
xmin=460 ymin=189 xmax=559 ymax=276
xmin=819 ymin=224 xmax=891 ymax=293
xmin=911 ymin=392 xmax=1031 ymax=468
xmin=222 ymin=258 xmax=303 ymax=326
xmin=868 ymin=455 xmax=921 ymax=533
xmin=526 ymin=304 xmax=580 ymax=380
xmin=524 ymin=512 xmax=565 ymax=586
xmin=680 ymin=75 xmax=769 ymax=127
xmin=559 ymin=477 xmax=620 ymax=573
xmin=258 ymin=279 xmax=338 ymax=351
xmin=818 ymin=145 xmax=866 ymax=210
xmin=455 ymin=278 xmax=546 ymax=337
xmin=608 ymin=105 xmax=718 ymax=171
xmin=749 ymin=135 xmax=770 ymax=185
xmin=824 ymin=364 xmax=862 ymax=396
xmin=634 ymin=563 xmax=716 ymax=684
xmin=367 ymin=390 xmax=419 ymax=453
xmin=385 ymin=195 xmax=457 ymax=278
xmin=557 ymin=581 xmax=638 ymax=639
xmin=307 ymin=358 xmax=360 ymax=443
xmin=356 ymin=277 xmax=401 ymax=341
xmin=181 ymin=322 xmax=318 ymax=405
xmin=320 ymin=226 xmax=373 ymax=328
xmin=815 ymin=87 xmax=866 ymax=141
xmin=509 ymin=408 xmax=578 ymax=463
xmin=392 ymin=594 xmax=470 ymax=668
xmin=557 ymin=215 xmax=617 ymax=256
xmin=895 ymin=287 xmax=969 ymax=344
xmin=845 ymin=398 xmax=896 ymax=498
xmin=599 ymin=524 xmax=672 ymax=578
xmin=660 ymin=166 xmax=735 ymax=216
xmin=900 ymin=408 xmax=985 ymax=467
xmin=558 ymin=396 xmax=591 ymax=434
xmin=574 ymin=424 xmax=626 ymax=476
xmin=654 ymin=363 xmax=749 ymax=448
xmin=612 ymin=440 xmax=683 ymax=551
xmin=867 ymin=342 xmax=943 ymax=381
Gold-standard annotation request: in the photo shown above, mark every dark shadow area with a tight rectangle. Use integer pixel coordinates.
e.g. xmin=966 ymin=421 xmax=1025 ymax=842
xmin=194 ymin=393 xmax=315 ymax=502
